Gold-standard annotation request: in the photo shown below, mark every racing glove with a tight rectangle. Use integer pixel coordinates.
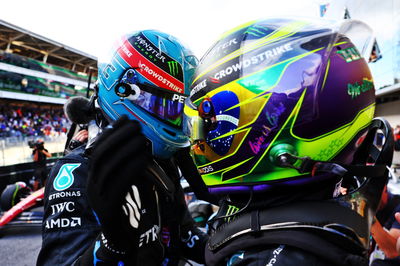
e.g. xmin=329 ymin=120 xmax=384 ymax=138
xmin=87 ymin=115 xmax=148 ymax=256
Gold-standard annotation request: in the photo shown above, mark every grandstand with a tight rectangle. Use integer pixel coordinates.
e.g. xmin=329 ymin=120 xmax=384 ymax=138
xmin=0 ymin=19 xmax=97 ymax=167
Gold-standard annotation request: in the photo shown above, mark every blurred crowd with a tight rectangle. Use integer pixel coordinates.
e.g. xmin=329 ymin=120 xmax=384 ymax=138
xmin=0 ymin=104 xmax=69 ymax=138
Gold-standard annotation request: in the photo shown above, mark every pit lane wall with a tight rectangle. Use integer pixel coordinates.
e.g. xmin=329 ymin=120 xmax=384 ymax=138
xmin=0 ymin=158 xmax=58 ymax=199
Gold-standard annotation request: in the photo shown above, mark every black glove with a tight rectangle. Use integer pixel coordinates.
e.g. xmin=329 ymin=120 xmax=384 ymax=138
xmin=87 ymin=115 xmax=147 ymax=255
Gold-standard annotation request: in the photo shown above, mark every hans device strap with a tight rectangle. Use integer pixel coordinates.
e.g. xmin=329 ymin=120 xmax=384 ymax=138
xmin=209 ymin=200 xmax=367 ymax=253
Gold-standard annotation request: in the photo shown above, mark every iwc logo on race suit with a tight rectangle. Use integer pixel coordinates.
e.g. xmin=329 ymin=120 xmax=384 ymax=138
xmin=53 ymin=163 xmax=80 ymax=191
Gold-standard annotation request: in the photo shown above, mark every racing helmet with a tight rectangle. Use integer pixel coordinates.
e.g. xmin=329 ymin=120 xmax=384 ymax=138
xmin=97 ymin=30 xmax=198 ymax=158
xmin=184 ymin=18 xmax=393 ymax=196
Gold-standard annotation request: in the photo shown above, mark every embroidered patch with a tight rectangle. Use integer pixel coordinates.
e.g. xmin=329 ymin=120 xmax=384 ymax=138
xmin=53 ymin=163 xmax=81 ymax=191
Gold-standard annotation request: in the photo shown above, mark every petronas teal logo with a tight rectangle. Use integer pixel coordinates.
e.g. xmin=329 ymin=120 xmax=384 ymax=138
xmin=53 ymin=163 xmax=81 ymax=191
xmin=167 ymin=61 xmax=179 ymax=77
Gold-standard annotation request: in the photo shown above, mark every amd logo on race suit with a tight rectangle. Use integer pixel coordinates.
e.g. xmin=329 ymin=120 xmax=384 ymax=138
xmin=45 ymin=217 xmax=81 ymax=229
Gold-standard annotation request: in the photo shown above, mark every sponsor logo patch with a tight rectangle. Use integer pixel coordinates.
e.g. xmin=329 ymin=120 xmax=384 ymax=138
xmin=45 ymin=217 xmax=81 ymax=229
xmin=48 ymin=190 xmax=81 ymax=201
xmin=53 ymin=163 xmax=81 ymax=191
xmin=50 ymin=201 xmax=75 ymax=215
xmin=139 ymin=225 xmax=159 ymax=247
xmin=347 ymin=78 xmax=373 ymax=99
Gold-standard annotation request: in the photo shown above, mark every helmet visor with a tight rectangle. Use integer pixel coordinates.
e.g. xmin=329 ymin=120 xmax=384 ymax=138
xmin=117 ymin=69 xmax=186 ymax=128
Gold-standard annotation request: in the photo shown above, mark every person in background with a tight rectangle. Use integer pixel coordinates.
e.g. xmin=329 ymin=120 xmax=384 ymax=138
xmin=394 ymin=125 xmax=400 ymax=151
xmin=31 ymin=138 xmax=51 ymax=190
xmin=370 ymin=186 xmax=400 ymax=265
xmin=396 ymin=213 xmax=400 ymax=255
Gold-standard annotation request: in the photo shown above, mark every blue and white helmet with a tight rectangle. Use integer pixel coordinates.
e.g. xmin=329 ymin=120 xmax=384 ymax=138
xmin=97 ymin=30 xmax=198 ymax=158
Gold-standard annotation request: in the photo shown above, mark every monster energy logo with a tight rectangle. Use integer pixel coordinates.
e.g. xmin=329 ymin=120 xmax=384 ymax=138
xmin=225 ymin=205 xmax=240 ymax=222
xmin=347 ymin=78 xmax=374 ymax=99
xmin=337 ymin=47 xmax=361 ymax=63
xmin=167 ymin=61 xmax=180 ymax=77
xmin=244 ymin=25 xmax=269 ymax=37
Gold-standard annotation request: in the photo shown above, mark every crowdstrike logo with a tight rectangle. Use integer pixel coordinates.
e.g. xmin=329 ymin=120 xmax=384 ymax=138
xmin=213 ymin=44 xmax=293 ymax=80
xmin=167 ymin=61 xmax=180 ymax=77
xmin=53 ymin=163 xmax=80 ymax=191
xmin=190 ymin=79 xmax=207 ymax=96
xmin=138 ymin=61 xmax=182 ymax=93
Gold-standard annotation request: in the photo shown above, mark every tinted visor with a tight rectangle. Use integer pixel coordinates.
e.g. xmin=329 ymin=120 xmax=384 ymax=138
xmin=134 ymin=85 xmax=185 ymax=127
xmin=117 ymin=69 xmax=186 ymax=128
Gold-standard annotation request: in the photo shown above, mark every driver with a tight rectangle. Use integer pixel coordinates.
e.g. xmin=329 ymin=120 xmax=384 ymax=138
xmin=37 ymin=30 xmax=211 ymax=265
xmin=183 ymin=17 xmax=395 ymax=265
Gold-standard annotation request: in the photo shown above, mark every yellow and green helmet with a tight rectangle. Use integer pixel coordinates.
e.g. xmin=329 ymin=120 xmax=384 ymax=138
xmin=183 ymin=18 xmax=377 ymax=194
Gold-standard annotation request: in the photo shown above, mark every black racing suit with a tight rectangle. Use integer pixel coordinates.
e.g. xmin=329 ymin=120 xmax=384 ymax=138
xmin=205 ymin=194 xmax=370 ymax=266
xmin=37 ymin=145 xmax=208 ymax=266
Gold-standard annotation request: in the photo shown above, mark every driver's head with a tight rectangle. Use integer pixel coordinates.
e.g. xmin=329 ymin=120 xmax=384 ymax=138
xmin=184 ymin=18 xmax=377 ymax=194
xmin=97 ymin=30 xmax=198 ymax=159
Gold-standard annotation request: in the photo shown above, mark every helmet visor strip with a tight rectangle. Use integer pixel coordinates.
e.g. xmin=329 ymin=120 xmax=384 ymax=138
xmin=116 ymin=69 xmax=186 ymax=128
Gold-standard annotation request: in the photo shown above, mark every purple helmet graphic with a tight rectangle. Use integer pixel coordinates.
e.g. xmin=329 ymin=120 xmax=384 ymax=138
xmin=183 ymin=17 xmax=395 ymax=255
xmin=184 ymin=18 xmax=378 ymax=192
